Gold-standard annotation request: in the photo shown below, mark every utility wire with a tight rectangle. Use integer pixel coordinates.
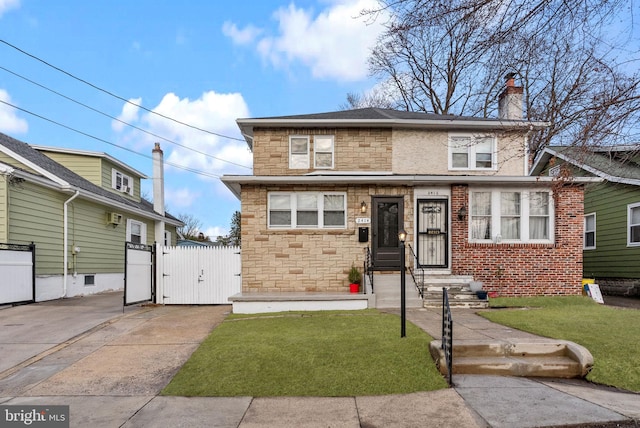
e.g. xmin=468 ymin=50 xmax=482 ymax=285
xmin=0 ymin=39 xmax=246 ymax=142
xmin=0 ymin=99 xmax=222 ymax=179
xmin=0 ymin=64 xmax=251 ymax=170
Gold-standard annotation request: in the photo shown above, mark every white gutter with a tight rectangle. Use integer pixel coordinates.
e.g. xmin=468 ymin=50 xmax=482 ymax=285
xmin=63 ymin=190 xmax=80 ymax=298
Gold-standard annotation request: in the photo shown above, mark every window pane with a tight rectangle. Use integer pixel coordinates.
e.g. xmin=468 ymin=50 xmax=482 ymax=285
xmin=270 ymin=194 xmax=290 ymax=210
xmin=501 ymin=217 xmax=520 ymax=239
xmin=471 ymin=218 xmax=491 ymax=240
xmin=297 ymin=193 xmax=317 ymax=209
xmin=452 ymin=153 xmax=469 ymax=168
xmin=585 ymin=231 xmax=595 ymax=247
xmin=314 ymin=136 xmax=333 ymax=151
xmin=324 ymin=211 xmax=345 ymax=226
xmin=132 ymin=223 xmax=141 ymax=235
xmin=291 ymin=138 xmax=308 ymax=154
xmin=585 ymin=215 xmax=595 ymax=230
xmin=290 ymin=154 xmax=309 ymax=169
xmin=530 ymin=192 xmax=549 ymax=215
xmin=475 ymin=137 xmax=492 ymax=153
xmin=297 ymin=211 xmax=318 ymax=226
xmin=501 ymin=192 xmax=521 ymax=215
xmin=631 ymin=225 xmax=640 ymax=243
xmin=270 ymin=211 xmax=291 ymax=226
xmin=472 ymin=192 xmax=491 ymax=215
xmin=530 ymin=217 xmax=548 ymax=239
xmin=475 ymin=153 xmax=492 ymax=168
xmin=315 ymin=152 xmax=333 ymax=168
xmin=632 ymin=207 xmax=640 ymax=225
xmin=451 ymin=137 xmax=469 ymax=152
xmin=324 ymin=195 xmax=344 ymax=210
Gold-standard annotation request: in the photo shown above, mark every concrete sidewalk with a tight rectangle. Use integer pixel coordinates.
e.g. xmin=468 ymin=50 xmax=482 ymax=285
xmin=1 ymin=294 xmax=638 ymax=427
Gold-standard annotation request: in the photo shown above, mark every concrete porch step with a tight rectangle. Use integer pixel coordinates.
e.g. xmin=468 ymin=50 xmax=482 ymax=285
xmin=422 ymin=284 xmax=488 ymax=309
xmin=429 ymin=340 xmax=593 ymax=378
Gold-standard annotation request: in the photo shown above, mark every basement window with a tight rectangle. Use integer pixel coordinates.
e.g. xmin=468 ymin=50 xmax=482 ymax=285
xmin=84 ymin=275 xmax=96 ymax=286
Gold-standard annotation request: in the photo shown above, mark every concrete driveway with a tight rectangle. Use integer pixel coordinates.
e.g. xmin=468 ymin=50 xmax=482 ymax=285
xmin=0 ymin=291 xmax=229 ymax=397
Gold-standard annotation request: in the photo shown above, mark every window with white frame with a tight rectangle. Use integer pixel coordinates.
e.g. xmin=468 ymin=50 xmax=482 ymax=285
xmin=314 ymin=135 xmax=334 ymax=168
xmin=268 ymin=192 xmax=346 ymax=229
xmin=584 ymin=213 xmax=596 ymax=249
xmin=449 ymin=134 xmax=495 ymax=170
xmin=628 ymin=203 xmax=640 ymax=246
xmin=289 ymin=136 xmax=310 ymax=169
xmin=112 ymin=169 xmax=133 ymax=195
xmin=126 ymin=219 xmax=147 ymax=244
xmin=470 ymin=189 xmax=554 ymax=243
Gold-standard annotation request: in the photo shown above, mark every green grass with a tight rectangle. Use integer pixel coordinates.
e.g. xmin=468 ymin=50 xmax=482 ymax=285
xmin=483 ymin=296 xmax=640 ymax=392
xmin=162 ymin=310 xmax=448 ymax=397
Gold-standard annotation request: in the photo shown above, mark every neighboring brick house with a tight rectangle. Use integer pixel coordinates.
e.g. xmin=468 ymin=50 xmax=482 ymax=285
xmin=221 ymin=78 xmax=599 ymax=311
xmin=531 ymin=144 xmax=640 ymax=296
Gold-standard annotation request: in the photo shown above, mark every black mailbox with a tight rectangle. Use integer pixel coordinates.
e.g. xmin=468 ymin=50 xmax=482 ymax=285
xmin=358 ymin=227 xmax=369 ymax=243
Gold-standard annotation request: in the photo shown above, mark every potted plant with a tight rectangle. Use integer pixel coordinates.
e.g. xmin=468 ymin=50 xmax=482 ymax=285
xmin=348 ymin=264 xmax=362 ymax=293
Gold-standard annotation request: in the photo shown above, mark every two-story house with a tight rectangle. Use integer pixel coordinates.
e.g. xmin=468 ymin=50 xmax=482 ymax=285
xmin=0 ymin=132 xmax=182 ymax=302
xmin=222 ymin=78 xmax=599 ymax=313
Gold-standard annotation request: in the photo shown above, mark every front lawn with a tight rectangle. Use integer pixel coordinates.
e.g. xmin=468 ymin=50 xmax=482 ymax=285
xmin=483 ymin=296 xmax=640 ymax=392
xmin=162 ymin=310 xmax=448 ymax=397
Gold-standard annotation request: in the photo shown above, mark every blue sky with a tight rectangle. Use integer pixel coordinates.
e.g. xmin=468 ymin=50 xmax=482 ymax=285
xmin=0 ymin=0 xmax=386 ymax=237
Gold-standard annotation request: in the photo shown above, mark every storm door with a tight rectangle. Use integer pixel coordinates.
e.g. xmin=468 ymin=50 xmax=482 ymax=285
xmin=372 ymin=196 xmax=404 ymax=269
xmin=417 ymin=199 xmax=449 ymax=268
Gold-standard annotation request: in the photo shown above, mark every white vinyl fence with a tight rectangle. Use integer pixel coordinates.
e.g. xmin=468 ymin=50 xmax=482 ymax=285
xmin=156 ymin=244 xmax=241 ymax=304
xmin=0 ymin=243 xmax=35 ymax=305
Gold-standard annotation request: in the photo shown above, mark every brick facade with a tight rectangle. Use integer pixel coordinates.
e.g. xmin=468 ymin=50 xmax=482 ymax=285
xmin=450 ymin=184 xmax=584 ymax=296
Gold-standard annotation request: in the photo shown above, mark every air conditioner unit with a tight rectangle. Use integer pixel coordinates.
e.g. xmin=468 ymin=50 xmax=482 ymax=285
xmin=123 ymin=186 xmax=132 ymax=194
xmin=107 ymin=212 xmax=123 ymax=225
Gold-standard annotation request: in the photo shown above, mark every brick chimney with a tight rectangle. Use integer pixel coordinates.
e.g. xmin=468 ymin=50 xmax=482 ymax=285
xmin=152 ymin=142 xmax=165 ymax=244
xmin=498 ymin=73 xmax=524 ymax=120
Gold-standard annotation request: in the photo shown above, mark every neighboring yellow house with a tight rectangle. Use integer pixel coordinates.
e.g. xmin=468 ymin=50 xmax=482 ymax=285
xmin=0 ymin=133 xmax=182 ymax=302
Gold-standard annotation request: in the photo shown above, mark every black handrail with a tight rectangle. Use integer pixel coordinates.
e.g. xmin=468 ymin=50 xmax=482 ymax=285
xmin=442 ymin=287 xmax=454 ymax=386
xmin=365 ymin=247 xmax=374 ymax=294
xmin=407 ymin=244 xmax=425 ymax=298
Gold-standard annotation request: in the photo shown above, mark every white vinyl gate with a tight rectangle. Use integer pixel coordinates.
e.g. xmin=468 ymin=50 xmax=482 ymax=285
xmin=124 ymin=242 xmax=154 ymax=305
xmin=0 ymin=243 xmax=35 ymax=305
xmin=156 ymin=245 xmax=241 ymax=304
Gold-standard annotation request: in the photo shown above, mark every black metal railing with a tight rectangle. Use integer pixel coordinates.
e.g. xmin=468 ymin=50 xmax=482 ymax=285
xmin=407 ymin=244 xmax=425 ymax=298
xmin=442 ymin=287 xmax=454 ymax=386
xmin=365 ymin=247 xmax=374 ymax=294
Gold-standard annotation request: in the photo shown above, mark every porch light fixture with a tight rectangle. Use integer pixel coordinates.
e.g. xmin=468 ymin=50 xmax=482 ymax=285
xmin=360 ymin=201 xmax=368 ymax=213
xmin=458 ymin=205 xmax=467 ymax=221
xmin=398 ymin=228 xmax=407 ymax=338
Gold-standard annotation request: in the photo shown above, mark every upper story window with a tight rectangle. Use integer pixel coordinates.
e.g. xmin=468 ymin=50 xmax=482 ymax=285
xmin=126 ymin=219 xmax=147 ymax=244
xmin=449 ymin=134 xmax=496 ymax=170
xmin=584 ymin=213 xmax=596 ymax=249
xmin=112 ymin=169 xmax=133 ymax=195
xmin=628 ymin=203 xmax=640 ymax=246
xmin=314 ymin=135 xmax=334 ymax=169
xmin=268 ymin=192 xmax=346 ymax=229
xmin=470 ymin=189 xmax=553 ymax=243
xmin=289 ymin=136 xmax=310 ymax=169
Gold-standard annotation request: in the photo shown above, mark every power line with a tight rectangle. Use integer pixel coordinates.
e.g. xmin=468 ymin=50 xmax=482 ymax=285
xmin=0 ymin=99 xmax=223 ymax=179
xmin=0 ymin=64 xmax=252 ymax=170
xmin=0 ymin=38 xmax=246 ymax=142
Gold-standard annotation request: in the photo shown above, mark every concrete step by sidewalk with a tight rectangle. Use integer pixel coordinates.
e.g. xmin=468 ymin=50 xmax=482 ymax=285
xmin=429 ymin=339 xmax=594 ymax=378
xmin=423 ymin=285 xmax=488 ymax=309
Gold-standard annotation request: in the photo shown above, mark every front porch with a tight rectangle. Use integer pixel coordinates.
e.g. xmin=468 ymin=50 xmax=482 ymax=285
xmin=229 ymin=273 xmax=488 ymax=314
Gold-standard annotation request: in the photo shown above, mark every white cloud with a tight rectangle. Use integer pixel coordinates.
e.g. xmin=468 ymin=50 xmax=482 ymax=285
xmin=204 ymin=226 xmax=227 ymax=239
xmin=222 ymin=21 xmax=262 ymax=46
xmin=0 ymin=0 xmax=19 ymax=17
xmin=0 ymin=89 xmax=28 ymax=134
xmin=165 ymin=187 xmax=201 ymax=209
xmin=111 ymin=97 xmax=142 ymax=132
xmin=113 ymin=90 xmax=252 ymax=182
xmin=225 ymin=0 xmax=387 ymax=82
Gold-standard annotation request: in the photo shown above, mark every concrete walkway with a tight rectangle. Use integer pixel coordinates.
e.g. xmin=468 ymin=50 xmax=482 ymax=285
xmin=0 ymin=293 xmax=638 ymax=427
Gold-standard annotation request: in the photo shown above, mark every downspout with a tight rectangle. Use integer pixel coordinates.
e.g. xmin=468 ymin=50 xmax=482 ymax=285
xmin=63 ymin=190 xmax=80 ymax=298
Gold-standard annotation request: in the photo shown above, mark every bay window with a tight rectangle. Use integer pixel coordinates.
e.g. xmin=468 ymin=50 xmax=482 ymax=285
xmin=269 ymin=192 xmax=346 ymax=229
xmin=470 ymin=189 xmax=554 ymax=243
